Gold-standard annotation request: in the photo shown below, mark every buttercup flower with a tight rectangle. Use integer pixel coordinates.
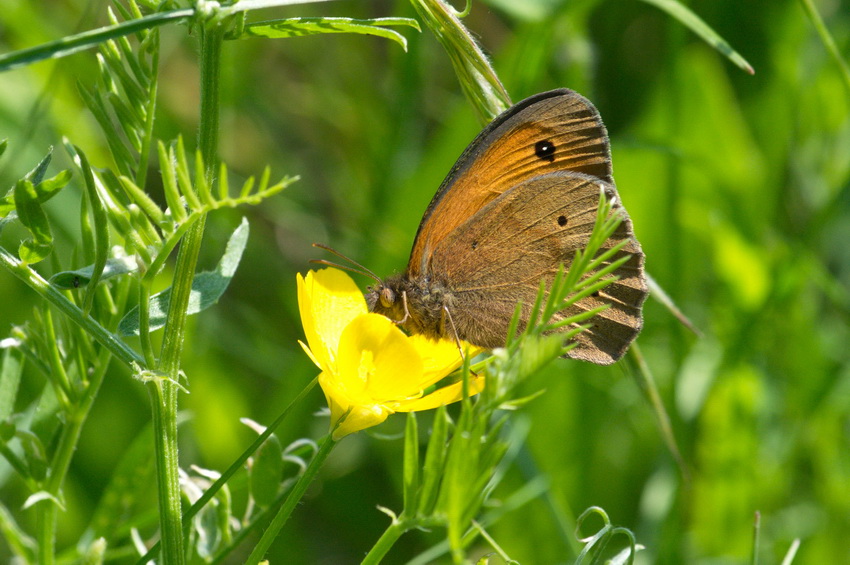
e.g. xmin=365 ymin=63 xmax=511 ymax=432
xmin=297 ymin=268 xmax=484 ymax=439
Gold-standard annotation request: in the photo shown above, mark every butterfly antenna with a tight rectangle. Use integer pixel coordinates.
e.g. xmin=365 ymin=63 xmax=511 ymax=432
xmin=311 ymin=243 xmax=382 ymax=284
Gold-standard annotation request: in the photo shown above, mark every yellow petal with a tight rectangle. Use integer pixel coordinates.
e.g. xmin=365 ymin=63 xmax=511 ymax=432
xmin=318 ymin=372 xmax=391 ymax=440
xmin=391 ymin=373 xmax=486 ymax=412
xmin=297 ymin=269 xmax=367 ymax=373
xmin=336 ymin=314 xmax=425 ymax=400
xmin=298 ymin=340 xmax=321 ymax=370
xmin=408 ymin=335 xmax=485 ymax=386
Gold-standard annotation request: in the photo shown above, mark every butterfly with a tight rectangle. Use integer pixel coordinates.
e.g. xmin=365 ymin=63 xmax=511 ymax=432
xmin=346 ymin=89 xmax=647 ymax=365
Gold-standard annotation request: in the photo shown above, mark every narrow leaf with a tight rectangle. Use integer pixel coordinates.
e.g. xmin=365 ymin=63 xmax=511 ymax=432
xmin=0 ymin=9 xmax=193 ymax=72
xmin=50 ymin=256 xmax=139 ymax=289
xmin=639 ymin=0 xmax=754 ymax=74
xmin=158 ymin=140 xmax=187 ymax=222
xmin=242 ymin=17 xmax=419 ymax=51
xmin=74 ymin=146 xmax=110 ymax=313
xmin=403 ymin=413 xmax=420 ymax=513
xmin=418 ymin=406 xmax=450 ymax=515
xmin=0 ymin=348 xmax=24 ymax=421
xmin=118 ymin=218 xmax=250 ymax=335
xmin=22 ymin=491 xmax=65 ymax=511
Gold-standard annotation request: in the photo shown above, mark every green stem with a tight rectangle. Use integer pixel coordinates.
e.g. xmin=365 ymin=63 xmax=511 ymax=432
xmin=134 ymin=378 xmax=319 ymax=565
xmin=0 ymin=247 xmax=143 ymax=368
xmin=361 ymin=518 xmax=408 ymax=565
xmin=147 ymin=378 xmax=184 ymax=564
xmin=41 ymin=306 xmax=74 ymax=407
xmin=361 ymin=515 xmax=445 ymax=564
xmin=798 ymin=0 xmax=850 ymax=95
xmin=245 ymin=436 xmax=337 ymax=565
xmin=147 ymin=18 xmax=225 ymax=565
xmin=36 ymin=345 xmax=114 ymax=564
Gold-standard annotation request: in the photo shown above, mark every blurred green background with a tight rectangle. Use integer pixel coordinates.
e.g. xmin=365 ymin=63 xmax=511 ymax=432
xmin=1 ymin=0 xmax=849 ymax=562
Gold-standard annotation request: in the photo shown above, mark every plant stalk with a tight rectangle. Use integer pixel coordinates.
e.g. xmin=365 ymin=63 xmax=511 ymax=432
xmin=146 ymin=15 xmax=225 ymax=564
xmin=245 ymin=436 xmax=337 ymax=565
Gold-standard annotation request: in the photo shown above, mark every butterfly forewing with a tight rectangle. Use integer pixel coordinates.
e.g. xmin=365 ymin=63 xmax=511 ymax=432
xmin=410 ymin=89 xmax=614 ymax=278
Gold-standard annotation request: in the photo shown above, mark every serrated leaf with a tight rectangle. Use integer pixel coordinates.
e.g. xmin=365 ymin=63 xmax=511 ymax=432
xmin=242 ymin=17 xmax=419 ymax=51
xmin=118 ymin=217 xmax=249 ymax=335
xmin=50 ymin=255 xmax=139 ymax=289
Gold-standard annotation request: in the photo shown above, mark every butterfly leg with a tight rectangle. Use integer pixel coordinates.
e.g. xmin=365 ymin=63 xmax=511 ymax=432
xmin=441 ymin=305 xmax=467 ymax=360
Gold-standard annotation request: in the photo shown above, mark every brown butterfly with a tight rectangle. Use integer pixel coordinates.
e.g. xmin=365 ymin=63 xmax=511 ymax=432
xmin=344 ymin=89 xmax=647 ymax=365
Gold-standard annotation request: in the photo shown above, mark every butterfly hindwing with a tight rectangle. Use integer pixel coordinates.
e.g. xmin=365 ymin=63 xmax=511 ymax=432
xmin=428 ymin=172 xmax=646 ymax=364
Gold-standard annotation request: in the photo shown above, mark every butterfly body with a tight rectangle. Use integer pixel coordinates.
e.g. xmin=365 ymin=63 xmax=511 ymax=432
xmin=367 ymin=89 xmax=648 ymax=365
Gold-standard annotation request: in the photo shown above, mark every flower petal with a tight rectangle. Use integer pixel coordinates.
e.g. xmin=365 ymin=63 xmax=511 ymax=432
xmin=318 ymin=372 xmax=391 ymax=440
xmin=391 ymin=373 xmax=486 ymax=412
xmin=408 ymin=335 xmax=485 ymax=386
xmin=297 ymin=269 xmax=367 ymax=373
xmin=336 ymin=314 xmax=425 ymax=400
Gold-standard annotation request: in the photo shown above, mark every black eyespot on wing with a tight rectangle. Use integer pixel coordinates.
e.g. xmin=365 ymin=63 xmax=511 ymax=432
xmin=557 ymin=215 xmax=568 ymax=227
xmin=471 ymin=241 xmax=478 ymax=250
xmin=534 ymin=140 xmax=556 ymax=162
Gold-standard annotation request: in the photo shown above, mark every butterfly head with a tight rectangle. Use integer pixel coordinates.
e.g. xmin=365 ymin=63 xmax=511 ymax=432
xmin=367 ymin=275 xmax=405 ymax=319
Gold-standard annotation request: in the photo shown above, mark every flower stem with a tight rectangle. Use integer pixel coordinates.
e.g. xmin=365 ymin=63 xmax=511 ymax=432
xmin=361 ymin=519 xmax=406 ymax=565
xmin=361 ymin=515 xmax=444 ymax=564
xmin=147 ymin=17 xmax=225 ymax=565
xmin=35 ymin=345 xmax=115 ymax=563
xmin=245 ymin=436 xmax=337 ymax=565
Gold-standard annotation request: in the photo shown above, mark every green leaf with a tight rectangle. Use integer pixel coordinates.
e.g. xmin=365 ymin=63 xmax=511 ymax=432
xmin=0 ymin=9 xmax=193 ymax=72
xmin=49 ymin=255 xmax=139 ymax=289
xmin=242 ymin=17 xmax=419 ymax=51
xmin=14 ymin=180 xmax=53 ymax=265
xmin=410 ymin=0 xmax=511 ymax=123
xmin=25 ymin=146 xmax=54 ymax=186
xmin=0 ymin=348 xmax=24 ymax=422
xmin=639 ymin=0 xmax=754 ymax=74
xmin=418 ymin=406 xmax=450 ymax=516
xmin=249 ymin=434 xmax=284 ymax=507
xmin=72 ymin=145 xmax=110 ymax=313
xmin=0 ymin=146 xmax=72 ymax=218
xmin=118 ymin=217 xmax=249 ymax=335
xmin=0 ymin=502 xmax=36 ymax=563
xmin=403 ymin=413 xmax=420 ymax=513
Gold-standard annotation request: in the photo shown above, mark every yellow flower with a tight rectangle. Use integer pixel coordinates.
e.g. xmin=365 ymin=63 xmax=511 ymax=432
xmin=297 ymin=268 xmax=484 ymax=440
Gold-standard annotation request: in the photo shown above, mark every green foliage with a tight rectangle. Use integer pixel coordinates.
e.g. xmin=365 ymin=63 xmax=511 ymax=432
xmin=0 ymin=0 xmax=848 ymax=563
xmin=243 ymin=17 xmax=420 ymax=51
